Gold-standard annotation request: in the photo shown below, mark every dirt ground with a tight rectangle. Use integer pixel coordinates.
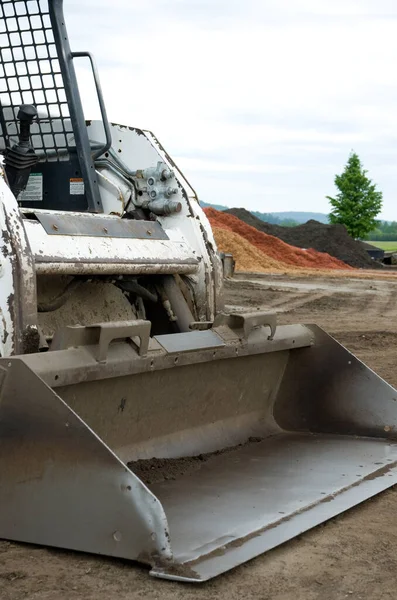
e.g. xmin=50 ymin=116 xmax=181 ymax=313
xmin=3 ymin=271 xmax=397 ymax=600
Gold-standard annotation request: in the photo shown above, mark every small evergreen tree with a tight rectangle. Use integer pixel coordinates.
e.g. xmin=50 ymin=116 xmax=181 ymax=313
xmin=327 ymin=152 xmax=382 ymax=239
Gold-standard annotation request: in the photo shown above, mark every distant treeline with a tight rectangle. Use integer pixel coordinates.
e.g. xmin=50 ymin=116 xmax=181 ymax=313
xmin=200 ymin=202 xmax=326 ymax=226
xmin=200 ymin=201 xmax=397 ymax=237
xmin=251 ymin=212 xmax=299 ymax=227
xmin=367 ymin=221 xmax=397 ymax=241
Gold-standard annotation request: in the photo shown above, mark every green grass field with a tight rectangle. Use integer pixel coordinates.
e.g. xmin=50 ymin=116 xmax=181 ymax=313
xmin=367 ymin=241 xmax=397 ymax=251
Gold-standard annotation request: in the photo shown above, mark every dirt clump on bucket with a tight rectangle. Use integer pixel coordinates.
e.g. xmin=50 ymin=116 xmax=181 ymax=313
xmin=129 ymin=437 xmax=264 ymax=485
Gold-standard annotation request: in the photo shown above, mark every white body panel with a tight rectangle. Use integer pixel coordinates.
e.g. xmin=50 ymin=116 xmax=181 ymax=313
xmin=24 ymin=215 xmax=198 ymax=276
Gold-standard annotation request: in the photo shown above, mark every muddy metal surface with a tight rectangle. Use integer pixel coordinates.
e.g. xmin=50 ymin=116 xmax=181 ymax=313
xmin=3 ymin=272 xmax=397 ymax=599
xmin=129 ymin=437 xmax=263 ymax=485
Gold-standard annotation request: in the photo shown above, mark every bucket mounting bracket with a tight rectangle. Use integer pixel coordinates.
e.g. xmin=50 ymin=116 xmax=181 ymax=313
xmin=50 ymin=320 xmax=151 ymax=361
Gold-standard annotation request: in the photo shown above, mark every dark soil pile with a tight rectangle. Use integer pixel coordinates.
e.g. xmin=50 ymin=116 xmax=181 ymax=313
xmin=225 ymin=208 xmax=381 ymax=269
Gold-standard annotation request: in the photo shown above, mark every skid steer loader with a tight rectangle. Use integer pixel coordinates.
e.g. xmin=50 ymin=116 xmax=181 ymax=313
xmin=1 ymin=0 xmax=397 ymax=584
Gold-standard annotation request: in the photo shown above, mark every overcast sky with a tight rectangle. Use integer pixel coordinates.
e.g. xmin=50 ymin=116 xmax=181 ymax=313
xmin=66 ymin=0 xmax=397 ymax=219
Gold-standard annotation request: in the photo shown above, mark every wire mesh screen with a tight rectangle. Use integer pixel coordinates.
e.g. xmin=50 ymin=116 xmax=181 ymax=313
xmin=0 ymin=0 xmax=74 ymax=162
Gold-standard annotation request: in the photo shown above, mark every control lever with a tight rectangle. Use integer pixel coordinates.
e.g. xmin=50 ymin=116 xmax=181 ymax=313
xmin=4 ymin=104 xmax=39 ymax=198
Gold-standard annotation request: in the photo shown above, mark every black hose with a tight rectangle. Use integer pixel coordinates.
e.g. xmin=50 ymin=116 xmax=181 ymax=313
xmin=117 ymin=280 xmax=158 ymax=304
xmin=37 ymin=278 xmax=84 ymax=312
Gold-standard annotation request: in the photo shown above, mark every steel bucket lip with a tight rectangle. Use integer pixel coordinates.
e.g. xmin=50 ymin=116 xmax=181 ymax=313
xmin=147 ymin=432 xmax=397 ymax=582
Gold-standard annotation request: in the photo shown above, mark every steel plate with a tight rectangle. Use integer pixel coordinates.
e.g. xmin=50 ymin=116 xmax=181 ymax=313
xmin=150 ymin=433 xmax=397 ymax=581
xmin=154 ymin=331 xmax=225 ymax=353
xmin=34 ymin=212 xmax=169 ymax=239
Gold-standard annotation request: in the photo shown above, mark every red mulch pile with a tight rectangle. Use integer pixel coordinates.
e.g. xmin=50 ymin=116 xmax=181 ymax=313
xmin=205 ymin=208 xmax=352 ymax=270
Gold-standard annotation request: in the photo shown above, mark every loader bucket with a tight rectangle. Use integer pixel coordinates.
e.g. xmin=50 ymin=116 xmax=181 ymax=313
xmin=2 ymin=314 xmax=397 ymax=582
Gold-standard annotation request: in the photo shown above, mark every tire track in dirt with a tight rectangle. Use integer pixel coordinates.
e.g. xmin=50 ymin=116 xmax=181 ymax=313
xmin=225 ymin=277 xmax=394 ymax=319
xmin=379 ymin=289 xmax=397 ymax=317
xmin=226 ymin=276 xmax=397 ymax=340
xmin=225 ymin=291 xmax=333 ymax=315
xmin=225 ymin=279 xmax=343 ymax=314
xmin=271 ymin=292 xmax=335 ymax=313
xmin=294 ymin=292 xmax=372 ymax=315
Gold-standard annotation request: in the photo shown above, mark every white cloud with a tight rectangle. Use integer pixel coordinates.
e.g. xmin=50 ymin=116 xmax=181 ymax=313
xmin=65 ymin=0 xmax=397 ymax=219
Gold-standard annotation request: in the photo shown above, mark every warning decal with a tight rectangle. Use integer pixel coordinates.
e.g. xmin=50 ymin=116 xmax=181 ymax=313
xmin=19 ymin=173 xmax=43 ymax=202
xmin=70 ymin=178 xmax=85 ymax=195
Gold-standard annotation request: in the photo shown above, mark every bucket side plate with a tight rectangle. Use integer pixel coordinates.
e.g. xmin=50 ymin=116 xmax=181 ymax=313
xmin=0 ymin=360 xmax=171 ymax=564
xmin=149 ymin=324 xmax=397 ymax=581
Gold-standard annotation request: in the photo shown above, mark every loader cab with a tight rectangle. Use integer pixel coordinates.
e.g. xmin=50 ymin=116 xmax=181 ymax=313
xmin=0 ymin=0 xmax=110 ymax=213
